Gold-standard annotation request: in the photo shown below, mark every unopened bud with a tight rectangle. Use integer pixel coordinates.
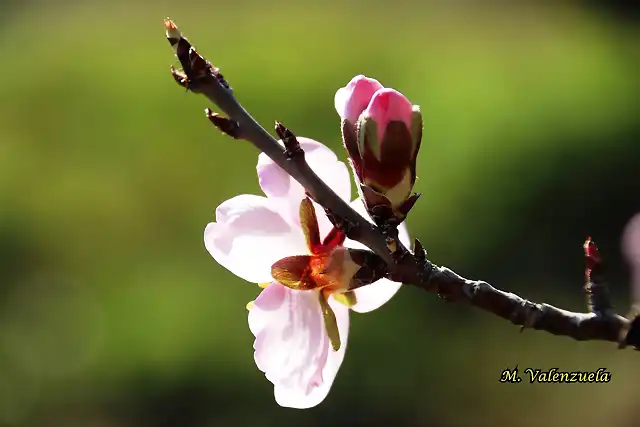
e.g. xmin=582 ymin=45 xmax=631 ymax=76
xmin=335 ymin=76 xmax=423 ymax=223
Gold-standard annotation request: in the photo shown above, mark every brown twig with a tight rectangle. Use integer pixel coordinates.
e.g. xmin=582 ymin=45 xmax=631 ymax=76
xmin=163 ymin=18 xmax=639 ymax=350
xmin=583 ymin=237 xmax=613 ymax=314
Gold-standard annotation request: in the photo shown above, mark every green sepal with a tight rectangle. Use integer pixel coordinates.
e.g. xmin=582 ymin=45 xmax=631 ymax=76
xmin=357 ymin=115 xmax=381 ymax=161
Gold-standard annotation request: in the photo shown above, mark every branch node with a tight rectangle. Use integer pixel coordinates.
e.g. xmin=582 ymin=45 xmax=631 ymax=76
xmin=510 ymin=298 xmax=541 ymax=330
xmin=205 ymin=108 xmax=242 ymax=139
xmin=165 ymin=18 xmax=231 ymax=92
xmin=322 ymin=206 xmax=366 ymax=243
xmin=170 ymin=66 xmax=190 ymax=90
xmin=274 ymin=122 xmax=304 ymax=159
xmin=413 ymin=238 xmax=427 ymax=261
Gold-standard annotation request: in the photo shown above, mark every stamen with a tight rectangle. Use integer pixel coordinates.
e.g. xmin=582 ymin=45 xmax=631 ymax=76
xmin=299 ymin=198 xmax=322 ymax=254
xmin=246 ymin=301 xmax=254 ymax=310
xmin=333 ymin=290 xmax=358 ymax=307
xmin=318 ymin=291 xmax=341 ymax=351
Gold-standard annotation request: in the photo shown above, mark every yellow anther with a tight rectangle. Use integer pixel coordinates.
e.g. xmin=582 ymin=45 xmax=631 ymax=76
xmin=246 ymin=301 xmax=254 ymax=310
xmin=258 ymin=282 xmax=270 ymax=289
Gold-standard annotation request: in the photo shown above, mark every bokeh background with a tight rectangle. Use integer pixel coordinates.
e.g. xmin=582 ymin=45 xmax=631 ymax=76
xmin=0 ymin=0 xmax=638 ymax=426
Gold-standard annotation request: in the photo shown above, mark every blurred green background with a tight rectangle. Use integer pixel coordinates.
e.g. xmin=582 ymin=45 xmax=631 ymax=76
xmin=0 ymin=0 xmax=638 ymax=426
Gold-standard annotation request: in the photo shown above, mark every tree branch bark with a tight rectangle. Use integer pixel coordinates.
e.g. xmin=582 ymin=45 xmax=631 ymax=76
xmin=163 ymin=18 xmax=640 ymax=350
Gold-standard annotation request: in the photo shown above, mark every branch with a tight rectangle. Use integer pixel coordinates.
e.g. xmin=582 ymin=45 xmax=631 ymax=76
xmin=427 ymin=266 xmax=630 ymax=344
xmin=164 ymin=19 xmax=395 ymax=266
xmin=163 ymin=18 xmax=640 ymax=350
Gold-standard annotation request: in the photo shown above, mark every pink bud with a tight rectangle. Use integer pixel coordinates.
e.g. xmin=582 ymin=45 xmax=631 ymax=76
xmin=337 ymin=76 xmax=423 ymax=222
xmin=362 ymin=88 xmax=414 ymax=141
xmin=334 ymin=75 xmax=383 ymax=123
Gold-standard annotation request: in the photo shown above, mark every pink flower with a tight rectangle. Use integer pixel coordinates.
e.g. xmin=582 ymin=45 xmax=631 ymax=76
xmin=204 ymin=138 xmax=410 ymax=408
xmin=335 ymin=75 xmax=422 ymax=223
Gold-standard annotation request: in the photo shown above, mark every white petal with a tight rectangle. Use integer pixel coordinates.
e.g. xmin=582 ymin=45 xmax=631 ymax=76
xmin=257 ymin=138 xmax=351 ymax=233
xmin=334 ymin=86 xmax=350 ymax=119
xmin=248 ymin=283 xmax=349 ymax=408
xmin=204 ymin=195 xmax=307 ymax=283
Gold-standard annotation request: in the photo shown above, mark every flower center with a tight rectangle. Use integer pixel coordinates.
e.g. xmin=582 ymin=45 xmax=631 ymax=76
xmin=270 ymin=198 xmax=358 ymax=296
xmin=266 ymin=197 xmax=360 ymax=351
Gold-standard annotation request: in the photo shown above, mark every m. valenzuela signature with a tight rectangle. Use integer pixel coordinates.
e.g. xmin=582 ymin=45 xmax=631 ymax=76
xmin=500 ymin=367 xmax=611 ymax=383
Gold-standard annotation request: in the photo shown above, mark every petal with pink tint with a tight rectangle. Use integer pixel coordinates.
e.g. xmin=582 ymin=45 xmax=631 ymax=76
xmin=257 ymin=138 xmax=351 ymax=230
xmin=248 ymin=283 xmax=349 ymax=409
xmin=344 ymin=199 xmax=411 ymax=313
xmin=363 ymin=88 xmax=414 ymax=136
xmin=334 ymin=75 xmax=384 ymax=123
xmin=204 ymin=195 xmax=307 ymax=284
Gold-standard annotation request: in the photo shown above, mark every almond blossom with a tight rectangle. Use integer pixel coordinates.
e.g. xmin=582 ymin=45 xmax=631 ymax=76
xmin=204 ymin=138 xmax=410 ymax=408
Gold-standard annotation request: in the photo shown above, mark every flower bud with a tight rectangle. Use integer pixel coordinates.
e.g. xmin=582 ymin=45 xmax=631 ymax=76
xmin=334 ymin=75 xmax=383 ymax=123
xmin=335 ymin=76 xmax=423 ymax=224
